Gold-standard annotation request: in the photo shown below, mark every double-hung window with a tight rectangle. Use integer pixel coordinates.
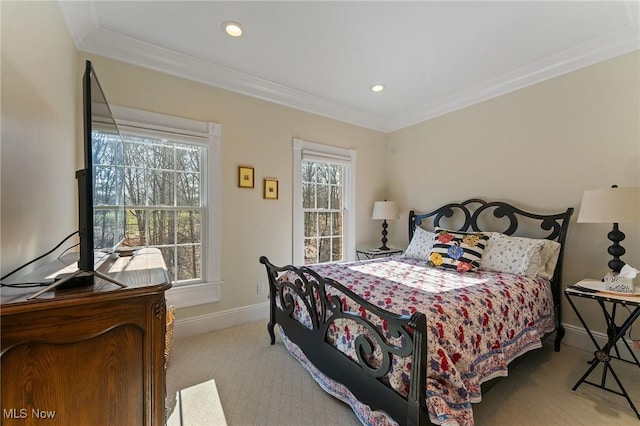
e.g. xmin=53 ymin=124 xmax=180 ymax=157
xmin=293 ymin=139 xmax=356 ymax=265
xmin=112 ymin=106 xmax=222 ymax=307
xmin=122 ymin=137 xmax=203 ymax=282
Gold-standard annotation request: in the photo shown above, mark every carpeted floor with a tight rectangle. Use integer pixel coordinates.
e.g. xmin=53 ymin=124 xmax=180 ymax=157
xmin=166 ymin=321 xmax=639 ymax=425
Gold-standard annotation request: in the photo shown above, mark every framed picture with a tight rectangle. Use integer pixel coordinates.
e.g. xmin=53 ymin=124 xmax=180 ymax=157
xmin=238 ymin=166 xmax=254 ymax=188
xmin=264 ymin=178 xmax=279 ymax=200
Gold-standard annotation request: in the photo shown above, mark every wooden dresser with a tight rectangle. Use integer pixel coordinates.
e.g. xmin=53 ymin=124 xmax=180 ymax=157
xmin=1 ymin=248 xmax=171 ymax=426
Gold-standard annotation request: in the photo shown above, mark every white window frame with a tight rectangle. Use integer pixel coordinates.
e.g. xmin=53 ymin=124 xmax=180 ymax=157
xmin=292 ymin=138 xmax=356 ymax=265
xmin=112 ymin=106 xmax=222 ymax=308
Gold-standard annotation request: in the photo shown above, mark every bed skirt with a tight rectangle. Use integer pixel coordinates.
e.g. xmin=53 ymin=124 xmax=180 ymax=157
xmin=278 ymin=324 xmax=469 ymax=426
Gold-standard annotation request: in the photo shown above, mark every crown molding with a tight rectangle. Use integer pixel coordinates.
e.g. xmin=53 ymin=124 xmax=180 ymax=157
xmin=384 ymin=25 xmax=640 ymax=133
xmin=70 ymin=17 xmax=638 ymax=134
xmin=77 ymin=28 xmax=388 ymax=132
xmin=58 ymin=1 xmax=100 ymax=49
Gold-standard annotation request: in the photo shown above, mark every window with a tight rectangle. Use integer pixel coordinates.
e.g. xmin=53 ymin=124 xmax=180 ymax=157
xmin=302 ymin=162 xmax=344 ymax=263
xmin=122 ymin=137 xmax=203 ymax=283
xmin=293 ymin=139 xmax=356 ymax=265
xmin=112 ymin=106 xmax=221 ymax=308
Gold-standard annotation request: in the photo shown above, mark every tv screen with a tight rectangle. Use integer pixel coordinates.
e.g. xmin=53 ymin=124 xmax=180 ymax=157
xmin=89 ymin=72 xmax=126 ymax=252
xmin=77 ymin=60 xmax=126 ymax=277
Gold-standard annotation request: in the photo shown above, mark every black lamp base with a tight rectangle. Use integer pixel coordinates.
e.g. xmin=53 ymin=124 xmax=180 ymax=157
xmin=607 ymin=223 xmax=626 ymax=273
xmin=379 ymin=219 xmax=390 ymax=251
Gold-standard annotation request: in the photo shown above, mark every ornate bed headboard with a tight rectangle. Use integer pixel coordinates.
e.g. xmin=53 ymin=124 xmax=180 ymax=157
xmin=408 ymin=198 xmax=574 ymax=286
xmin=409 ymin=198 xmax=573 ymax=242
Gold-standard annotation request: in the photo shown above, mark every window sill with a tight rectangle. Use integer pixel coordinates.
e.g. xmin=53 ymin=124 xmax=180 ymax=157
xmin=165 ymin=281 xmax=222 ymax=308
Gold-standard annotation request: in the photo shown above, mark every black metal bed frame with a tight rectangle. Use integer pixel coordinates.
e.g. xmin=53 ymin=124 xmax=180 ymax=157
xmin=260 ymin=199 xmax=573 ymax=426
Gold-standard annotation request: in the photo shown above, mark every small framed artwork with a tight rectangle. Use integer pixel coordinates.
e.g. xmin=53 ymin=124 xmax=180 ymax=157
xmin=238 ymin=166 xmax=254 ymax=188
xmin=264 ymin=178 xmax=279 ymax=200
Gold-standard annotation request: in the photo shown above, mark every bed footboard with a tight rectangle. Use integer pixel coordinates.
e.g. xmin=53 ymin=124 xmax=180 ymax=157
xmin=259 ymin=256 xmax=428 ymax=426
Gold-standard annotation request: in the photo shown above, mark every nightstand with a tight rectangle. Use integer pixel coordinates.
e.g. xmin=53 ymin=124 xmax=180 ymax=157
xmin=356 ymin=247 xmax=403 ymax=260
xmin=564 ymin=279 xmax=640 ymax=419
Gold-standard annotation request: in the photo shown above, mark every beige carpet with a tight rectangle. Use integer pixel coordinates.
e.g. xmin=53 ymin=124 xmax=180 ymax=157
xmin=166 ymin=321 xmax=639 ymax=425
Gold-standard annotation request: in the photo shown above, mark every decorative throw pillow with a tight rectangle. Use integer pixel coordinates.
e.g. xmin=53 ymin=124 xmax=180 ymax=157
xmin=403 ymin=227 xmax=436 ymax=261
xmin=429 ymin=229 xmax=489 ymax=273
xmin=480 ymin=233 xmax=545 ymax=277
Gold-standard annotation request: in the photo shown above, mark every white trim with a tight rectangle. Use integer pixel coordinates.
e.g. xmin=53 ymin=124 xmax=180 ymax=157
xmin=170 ymin=307 xmax=640 ymax=359
xmin=74 ymin=28 xmax=386 ymax=132
xmin=110 ymin=107 xmax=222 ymax=307
xmin=166 ymin=281 xmax=222 ymax=309
xmin=207 ymin=123 xmax=223 ymax=288
xmin=384 ymin=26 xmax=640 ymax=132
xmin=59 ymin=4 xmax=640 ymax=133
xmin=292 ymin=140 xmax=304 ymax=264
xmin=292 ymin=139 xmax=356 ymax=265
xmin=302 ymin=144 xmax=354 ymax=165
xmin=562 ymin=322 xmax=639 ymax=363
xmin=58 ymin=0 xmax=100 ymax=49
xmin=111 ymin=105 xmax=210 ymax=139
xmin=346 ymin=154 xmax=357 ymax=262
xmin=173 ymin=301 xmax=270 ymax=341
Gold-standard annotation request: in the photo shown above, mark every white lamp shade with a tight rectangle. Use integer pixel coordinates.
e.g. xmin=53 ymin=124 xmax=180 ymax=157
xmin=372 ymin=201 xmax=398 ymax=220
xmin=577 ymin=187 xmax=640 ymax=223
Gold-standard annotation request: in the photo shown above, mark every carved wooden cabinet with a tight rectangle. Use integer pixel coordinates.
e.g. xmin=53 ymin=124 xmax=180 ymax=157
xmin=1 ymin=249 xmax=171 ymax=426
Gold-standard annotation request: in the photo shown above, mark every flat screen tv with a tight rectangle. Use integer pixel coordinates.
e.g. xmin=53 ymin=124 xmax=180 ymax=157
xmin=38 ymin=61 xmax=127 ymax=293
xmin=81 ymin=61 xmax=126 ymax=267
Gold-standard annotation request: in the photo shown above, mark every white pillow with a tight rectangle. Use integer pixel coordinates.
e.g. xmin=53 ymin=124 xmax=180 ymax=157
xmin=537 ymin=240 xmax=561 ymax=280
xmin=480 ymin=233 xmax=545 ymax=277
xmin=480 ymin=233 xmax=561 ymax=279
xmin=403 ymin=227 xmax=436 ymax=261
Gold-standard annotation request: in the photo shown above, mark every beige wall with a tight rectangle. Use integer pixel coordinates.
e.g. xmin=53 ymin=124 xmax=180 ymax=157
xmin=386 ymin=51 xmax=640 ymax=333
xmin=76 ymin=54 xmax=388 ymax=319
xmin=1 ymin=1 xmax=78 ymax=275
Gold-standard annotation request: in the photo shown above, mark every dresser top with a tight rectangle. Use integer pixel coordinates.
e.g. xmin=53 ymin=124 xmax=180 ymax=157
xmin=1 ymin=248 xmax=171 ymax=308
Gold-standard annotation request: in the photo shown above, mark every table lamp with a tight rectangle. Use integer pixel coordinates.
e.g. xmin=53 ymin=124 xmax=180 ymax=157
xmin=372 ymin=201 xmax=398 ymax=251
xmin=577 ymin=185 xmax=640 ymax=273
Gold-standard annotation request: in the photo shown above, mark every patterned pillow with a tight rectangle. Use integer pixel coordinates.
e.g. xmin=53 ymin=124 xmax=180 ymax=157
xmin=429 ymin=229 xmax=489 ymax=273
xmin=480 ymin=233 xmax=545 ymax=277
xmin=403 ymin=227 xmax=436 ymax=261
xmin=480 ymin=233 xmax=560 ymax=279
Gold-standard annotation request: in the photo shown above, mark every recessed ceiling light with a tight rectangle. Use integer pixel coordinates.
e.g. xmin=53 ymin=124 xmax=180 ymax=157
xmin=371 ymin=84 xmax=385 ymax=92
xmin=223 ymin=22 xmax=243 ymax=37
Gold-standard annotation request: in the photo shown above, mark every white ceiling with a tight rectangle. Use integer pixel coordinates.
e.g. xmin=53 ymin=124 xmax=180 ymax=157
xmin=58 ymin=1 xmax=639 ymax=133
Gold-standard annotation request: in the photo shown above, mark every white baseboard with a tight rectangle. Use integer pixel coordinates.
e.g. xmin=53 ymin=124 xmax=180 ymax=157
xmin=173 ymin=301 xmax=270 ymax=341
xmin=172 ymin=308 xmax=640 ymax=362
xmin=562 ymin=322 xmax=639 ymax=363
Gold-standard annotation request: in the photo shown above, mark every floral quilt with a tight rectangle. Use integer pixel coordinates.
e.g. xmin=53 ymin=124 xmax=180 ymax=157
xmin=277 ymin=257 xmax=555 ymax=426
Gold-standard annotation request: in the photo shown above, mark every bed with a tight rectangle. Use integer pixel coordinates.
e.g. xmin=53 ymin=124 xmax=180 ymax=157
xmin=259 ymin=199 xmax=573 ymax=426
